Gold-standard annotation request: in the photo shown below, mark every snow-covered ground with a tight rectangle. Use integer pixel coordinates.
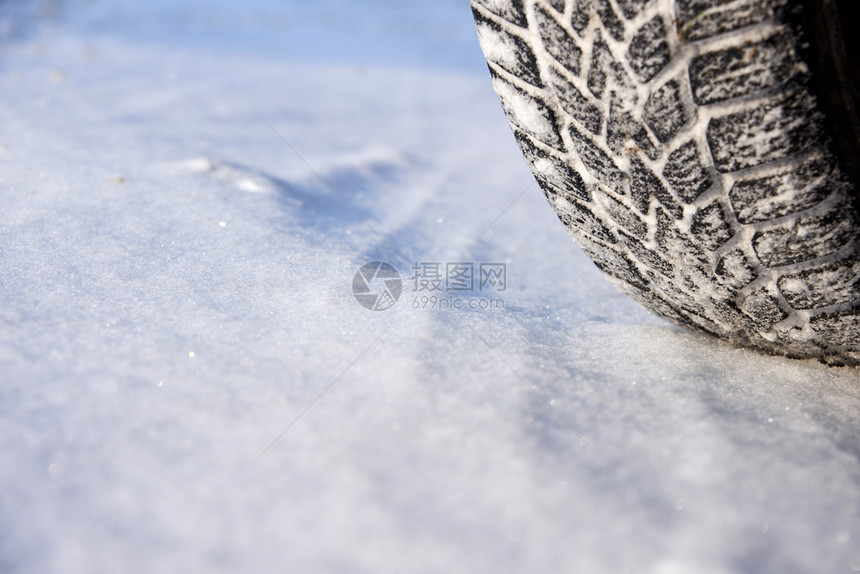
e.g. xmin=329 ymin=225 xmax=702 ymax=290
xmin=1 ymin=1 xmax=860 ymax=572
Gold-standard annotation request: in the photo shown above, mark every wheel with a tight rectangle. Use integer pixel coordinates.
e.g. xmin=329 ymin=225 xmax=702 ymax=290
xmin=472 ymin=0 xmax=860 ymax=365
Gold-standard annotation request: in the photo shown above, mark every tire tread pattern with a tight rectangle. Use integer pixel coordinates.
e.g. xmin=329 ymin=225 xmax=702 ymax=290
xmin=473 ymin=0 xmax=860 ymax=363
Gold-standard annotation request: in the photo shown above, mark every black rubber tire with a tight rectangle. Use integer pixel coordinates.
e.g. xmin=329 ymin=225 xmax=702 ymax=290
xmin=473 ymin=0 xmax=860 ymax=365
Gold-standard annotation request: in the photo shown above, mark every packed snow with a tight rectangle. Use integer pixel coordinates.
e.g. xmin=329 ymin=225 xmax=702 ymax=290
xmin=1 ymin=1 xmax=859 ymax=573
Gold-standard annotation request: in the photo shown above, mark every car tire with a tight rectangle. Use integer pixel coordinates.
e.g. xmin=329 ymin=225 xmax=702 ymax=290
xmin=472 ymin=0 xmax=860 ymax=365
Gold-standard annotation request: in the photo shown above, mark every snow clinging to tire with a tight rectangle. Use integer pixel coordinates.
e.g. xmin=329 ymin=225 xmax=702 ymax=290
xmin=473 ymin=0 xmax=860 ymax=365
